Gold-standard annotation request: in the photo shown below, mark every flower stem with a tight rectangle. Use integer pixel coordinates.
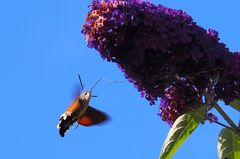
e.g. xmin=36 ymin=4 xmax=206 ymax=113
xmin=213 ymin=103 xmax=239 ymax=133
xmin=207 ymin=117 xmax=234 ymax=131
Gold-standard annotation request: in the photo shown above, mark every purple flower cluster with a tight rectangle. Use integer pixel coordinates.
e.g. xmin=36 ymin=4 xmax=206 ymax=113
xmin=215 ymin=52 xmax=240 ymax=104
xmin=159 ymin=78 xmax=202 ymax=125
xmin=82 ymin=0 xmax=240 ymax=124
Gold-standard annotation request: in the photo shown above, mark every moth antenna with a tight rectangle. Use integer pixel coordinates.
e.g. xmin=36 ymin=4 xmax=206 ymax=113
xmin=78 ymin=74 xmax=84 ymax=91
xmin=90 ymin=79 xmax=103 ymax=92
xmin=101 ymin=78 xmax=125 ymax=84
xmin=90 ymin=78 xmax=125 ymax=92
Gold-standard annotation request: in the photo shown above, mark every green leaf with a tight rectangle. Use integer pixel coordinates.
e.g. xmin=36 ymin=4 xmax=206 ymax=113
xmin=159 ymin=106 xmax=207 ymax=159
xmin=218 ymin=128 xmax=240 ymax=159
xmin=229 ymin=99 xmax=240 ymax=112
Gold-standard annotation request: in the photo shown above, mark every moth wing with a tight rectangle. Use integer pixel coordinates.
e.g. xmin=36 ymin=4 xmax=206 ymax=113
xmin=77 ymin=106 xmax=109 ymax=126
xmin=71 ymin=83 xmax=83 ymax=100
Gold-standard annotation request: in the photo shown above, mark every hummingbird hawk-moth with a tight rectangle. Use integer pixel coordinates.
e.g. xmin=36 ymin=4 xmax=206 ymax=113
xmin=57 ymin=75 xmax=109 ymax=137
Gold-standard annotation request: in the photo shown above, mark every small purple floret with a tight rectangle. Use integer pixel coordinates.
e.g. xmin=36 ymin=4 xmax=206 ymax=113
xmin=207 ymin=113 xmax=218 ymax=123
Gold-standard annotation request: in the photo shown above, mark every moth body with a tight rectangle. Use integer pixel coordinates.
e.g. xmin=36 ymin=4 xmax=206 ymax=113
xmin=57 ymin=76 xmax=108 ymax=138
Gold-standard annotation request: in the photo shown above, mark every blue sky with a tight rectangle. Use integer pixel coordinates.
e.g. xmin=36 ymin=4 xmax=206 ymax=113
xmin=0 ymin=0 xmax=239 ymax=159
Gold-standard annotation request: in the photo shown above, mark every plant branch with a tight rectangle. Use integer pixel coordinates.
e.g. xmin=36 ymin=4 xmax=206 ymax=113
xmin=206 ymin=116 xmax=234 ymax=130
xmin=186 ymin=67 xmax=222 ymax=80
xmin=213 ymin=103 xmax=239 ymax=132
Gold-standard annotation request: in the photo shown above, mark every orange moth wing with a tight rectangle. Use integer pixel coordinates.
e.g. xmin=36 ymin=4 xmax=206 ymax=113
xmin=77 ymin=106 xmax=108 ymax=126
